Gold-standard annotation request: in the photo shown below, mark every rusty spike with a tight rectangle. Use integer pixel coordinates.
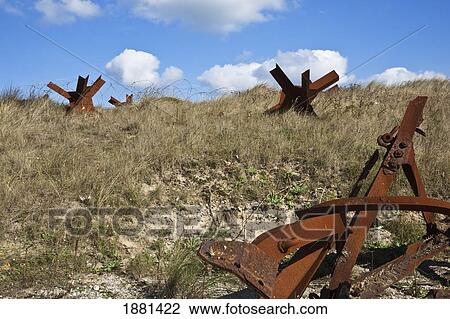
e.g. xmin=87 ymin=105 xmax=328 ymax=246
xmin=47 ymin=82 xmax=71 ymax=100
xmin=47 ymin=75 xmax=105 ymax=113
xmin=351 ymin=233 xmax=449 ymax=298
xmin=266 ymin=65 xmax=339 ymax=115
xmin=84 ymin=76 xmax=105 ymax=100
xmin=76 ymin=75 xmax=89 ymax=94
xmin=109 ymin=94 xmax=133 ymax=107
xmin=270 ymin=64 xmax=296 ymax=92
xmin=309 ymin=71 xmax=339 ymax=92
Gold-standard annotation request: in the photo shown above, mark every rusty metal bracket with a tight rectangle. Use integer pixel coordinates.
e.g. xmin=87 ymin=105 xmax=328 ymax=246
xmin=109 ymin=94 xmax=133 ymax=107
xmin=265 ymin=64 xmax=339 ymax=115
xmin=198 ymin=96 xmax=449 ymax=299
xmin=199 ymin=213 xmax=346 ymax=298
xmin=324 ymin=97 xmax=438 ymax=299
xmin=47 ymin=75 xmax=105 ymax=113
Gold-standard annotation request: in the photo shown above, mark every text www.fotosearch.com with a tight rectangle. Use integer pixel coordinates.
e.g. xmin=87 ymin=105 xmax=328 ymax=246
xmin=188 ymin=303 xmax=328 ymax=315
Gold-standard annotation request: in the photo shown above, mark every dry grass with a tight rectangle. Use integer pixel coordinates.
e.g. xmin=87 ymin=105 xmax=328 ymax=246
xmin=127 ymin=238 xmax=241 ymax=298
xmin=0 ymin=80 xmax=449 ymax=295
xmin=0 ymin=80 xmax=448 ymax=212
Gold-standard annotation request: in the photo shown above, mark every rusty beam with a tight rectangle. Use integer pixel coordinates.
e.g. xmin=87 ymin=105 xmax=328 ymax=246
xmin=270 ymin=64 xmax=296 ymax=92
xmin=326 ymin=97 xmax=433 ymax=296
xmin=296 ymin=196 xmax=450 ymax=219
xmin=47 ymin=82 xmax=71 ymax=100
xmin=309 ymin=71 xmax=339 ymax=92
xmin=352 ymin=233 xmax=449 ymax=298
xmin=109 ymin=96 xmax=121 ymax=106
xmin=76 ymin=75 xmax=89 ymax=94
xmin=199 ymin=213 xmax=346 ymax=298
xmin=109 ymin=94 xmax=133 ymax=107
xmin=266 ymin=65 xmax=339 ymax=115
xmin=47 ymin=75 xmax=105 ymax=113
xmin=84 ymin=76 xmax=105 ymax=99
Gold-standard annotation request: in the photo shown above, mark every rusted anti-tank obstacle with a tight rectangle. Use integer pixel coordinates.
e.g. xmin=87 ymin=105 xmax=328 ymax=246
xmin=199 ymin=96 xmax=450 ymax=299
xmin=109 ymin=94 xmax=133 ymax=107
xmin=47 ymin=75 xmax=105 ymax=113
xmin=266 ymin=64 xmax=339 ymax=115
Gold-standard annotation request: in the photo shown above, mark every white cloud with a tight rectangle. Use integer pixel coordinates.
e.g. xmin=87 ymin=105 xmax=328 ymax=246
xmin=198 ymin=63 xmax=261 ymax=91
xmin=368 ymin=67 xmax=447 ymax=85
xmin=0 ymin=0 xmax=23 ymax=15
xmin=105 ymin=49 xmax=184 ymax=88
xmin=127 ymin=0 xmax=285 ymax=33
xmin=198 ymin=49 xmax=351 ymax=91
xmin=35 ymin=0 xmax=101 ymax=24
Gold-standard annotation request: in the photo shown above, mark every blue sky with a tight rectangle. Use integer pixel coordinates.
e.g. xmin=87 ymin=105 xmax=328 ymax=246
xmin=0 ymin=0 xmax=449 ymax=104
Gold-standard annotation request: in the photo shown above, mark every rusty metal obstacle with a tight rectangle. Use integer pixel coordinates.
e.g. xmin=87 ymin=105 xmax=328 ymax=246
xmin=265 ymin=64 xmax=339 ymax=115
xmin=199 ymin=96 xmax=450 ymax=299
xmin=47 ymin=75 xmax=105 ymax=113
xmin=109 ymin=94 xmax=133 ymax=107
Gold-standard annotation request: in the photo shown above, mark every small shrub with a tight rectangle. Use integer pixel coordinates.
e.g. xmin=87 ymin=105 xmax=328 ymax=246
xmin=96 ymin=238 xmax=122 ymax=273
xmin=128 ymin=238 xmax=240 ymax=298
xmin=384 ymin=216 xmax=425 ymax=246
xmin=266 ymin=193 xmax=283 ymax=206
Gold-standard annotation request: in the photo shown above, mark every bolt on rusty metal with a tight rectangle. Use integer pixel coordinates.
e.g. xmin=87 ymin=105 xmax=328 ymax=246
xmin=47 ymin=75 xmax=105 ymax=113
xmin=109 ymin=94 xmax=133 ymax=107
xmin=265 ymin=64 xmax=339 ymax=115
xmin=198 ymin=96 xmax=449 ymax=299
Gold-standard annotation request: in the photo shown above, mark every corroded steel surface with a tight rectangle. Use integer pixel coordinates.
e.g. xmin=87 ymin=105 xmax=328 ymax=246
xmin=351 ymin=233 xmax=449 ymax=298
xmin=198 ymin=96 xmax=449 ymax=299
xmin=199 ymin=213 xmax=346 ymax=298
xmin=199 ymin=241 xmax=279 ymax=297
xmin=296 ymin=196 xmax=450 ymax=218
xmin=266 ymin=64 xmax=339 ymax=115
xmin=326 ymin=97 xmax=438 ymax=297
xmin=47 ymin=75 xmax=105 ymax=113
xmin=109 ymin=94 xmax=133 ymax=107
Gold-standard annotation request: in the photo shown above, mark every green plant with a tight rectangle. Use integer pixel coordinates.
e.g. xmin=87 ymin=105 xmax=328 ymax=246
xmin=289 ymin=183 xmax=308 ymax=196
xmin=384 ymin=216 xmax=425 ymax=246
xmin=246 ymin=166 xmax=258 ymax=176
xmin=96 ymin=238 xmax=122 ymax=273
xmin=0 ymin=238 xmax=89 ymax=292
xmin=266 ymin=193 xmax=283 ymax=206
xmin=139 ymin=238 xmax=241 ymax=298
xmin=363 ymin=241 xmax=392 ymax=250
xmin=127 ymin=251 xmax=156 ymax=279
